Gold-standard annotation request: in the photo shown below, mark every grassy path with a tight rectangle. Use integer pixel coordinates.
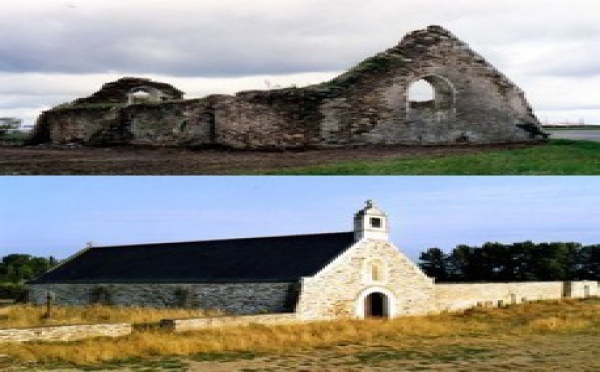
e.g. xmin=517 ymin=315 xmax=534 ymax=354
xmin=269 ymin=140 xmax=600 ymax=175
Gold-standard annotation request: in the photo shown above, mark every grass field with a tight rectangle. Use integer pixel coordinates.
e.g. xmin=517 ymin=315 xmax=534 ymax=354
xmin=0 ymin=132 xmax=29 ymax=145
xmin=270 ymin=139 xmax=600 ymax=175
xmin=542 ymin=125 xmax=600 ymax=130
xmin=0 ymin=304 xmax=218 ymax=329
xmin=1 ymin=299 xmax=598 ymax=371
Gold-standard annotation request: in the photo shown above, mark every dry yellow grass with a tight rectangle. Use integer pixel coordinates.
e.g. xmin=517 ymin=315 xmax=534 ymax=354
xmin=0 ymin=304 xmax=219 ymax=328
xmin=1 ymin=299 xmax=598 ymax=368
xmin=2 ymin=317 xmax=479 ymax=365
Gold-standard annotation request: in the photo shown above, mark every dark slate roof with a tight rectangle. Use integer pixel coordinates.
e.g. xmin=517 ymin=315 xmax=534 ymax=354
xmin=30 ymin=232 xmax=356 ymax=284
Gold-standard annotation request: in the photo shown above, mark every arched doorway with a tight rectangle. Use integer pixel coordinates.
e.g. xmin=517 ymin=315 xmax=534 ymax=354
xmin=365 ymin=292 xmax=388 ymax=318
xmin=356 ymin=287 xmax=395 ymax=319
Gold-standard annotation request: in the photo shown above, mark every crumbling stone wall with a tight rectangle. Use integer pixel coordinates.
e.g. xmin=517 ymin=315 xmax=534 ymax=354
xmin=311 ymin=26 xmax=540 ymax=146
xmin=122 ymin=98 xmax=221 ymax=147
xmin=35 ymin=105 xmax=123 ymax=145
xmin=33 ymin=26 xmax=544 ymax=149
xmin=215 ymin=90 xmax=323 ymax=149
xmin=74 ymin=77 xmax=184 ymax=105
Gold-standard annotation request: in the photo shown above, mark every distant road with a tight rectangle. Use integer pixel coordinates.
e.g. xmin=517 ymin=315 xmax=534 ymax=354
xmin=546 ymin=130 xmax=600 ymax=142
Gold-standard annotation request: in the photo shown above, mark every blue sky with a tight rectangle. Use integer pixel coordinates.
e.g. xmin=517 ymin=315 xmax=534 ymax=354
xmin=1 ymin=177 xmax=599 ymax=261
xmin=1 ymin=0 xmax=599 ymax=126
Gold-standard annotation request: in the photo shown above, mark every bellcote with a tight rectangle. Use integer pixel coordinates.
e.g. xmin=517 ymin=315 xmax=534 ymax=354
xmin=354 ymin=200 xmax=389 ymax=241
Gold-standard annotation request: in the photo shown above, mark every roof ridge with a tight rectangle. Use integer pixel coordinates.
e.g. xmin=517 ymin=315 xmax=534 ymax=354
xmin=92 ymin=231 xmax=354 ymax=249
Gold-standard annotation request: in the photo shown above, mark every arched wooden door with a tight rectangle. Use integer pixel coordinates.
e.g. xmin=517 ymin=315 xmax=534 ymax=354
xmin=364 ymin=292 xmax=388 ymax=318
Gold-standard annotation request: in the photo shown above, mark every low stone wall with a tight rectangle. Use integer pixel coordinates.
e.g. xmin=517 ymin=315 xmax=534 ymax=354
xmin=160 ymin=313 xmax=299 ymax=332
xmin=0 ymin=323 xmax=132 ymax=343
xmin=568 ymin=281 xmax=599 ymax=298
xmin=435 ymin=281 xmax=598 ymax=312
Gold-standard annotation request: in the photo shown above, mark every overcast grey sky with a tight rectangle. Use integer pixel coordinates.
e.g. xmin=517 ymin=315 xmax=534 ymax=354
xmin=1 ymin=177 xmax=599 ymax=261
xmin=1 ymin=0 xmax=599 ymax=126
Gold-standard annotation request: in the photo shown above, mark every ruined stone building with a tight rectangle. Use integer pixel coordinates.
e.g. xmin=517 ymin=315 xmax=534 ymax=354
xmin=31 ymin=26 xmax=546 ymax=149
xmin=29 ymin=201 xmax=597 ymax=320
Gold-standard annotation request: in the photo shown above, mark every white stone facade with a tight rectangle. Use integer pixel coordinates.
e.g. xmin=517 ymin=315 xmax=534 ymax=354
xmin=296 ymin=238 xmax=436 ymax=320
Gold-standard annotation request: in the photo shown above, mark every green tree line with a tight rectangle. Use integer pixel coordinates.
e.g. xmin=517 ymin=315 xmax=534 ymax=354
xmin=0 ymin=254 xmax=59 ymax=301
xmin=419 ymin=241 xmax=599 ymax=282
xmin=0 ymin=254 xmax=58 ymax=284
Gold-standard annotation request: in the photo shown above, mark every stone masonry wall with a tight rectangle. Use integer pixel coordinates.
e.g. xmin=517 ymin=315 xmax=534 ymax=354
xmin=435 ymin=280 xmax=599 ymax=312
xmin=38 ymin=106 xmax=122 ymax=144
xmin=0 ymin=323 xmax=131 ymax=343
xmin=215 ymin=90 xmax=322 ymax=149
xmin=30 ymin=282 xmax=295 ymax=315
xmin=296 ymin=239 xmax=436 ymax=320
xmin=122 ymin=99 xmax=217 ymax=147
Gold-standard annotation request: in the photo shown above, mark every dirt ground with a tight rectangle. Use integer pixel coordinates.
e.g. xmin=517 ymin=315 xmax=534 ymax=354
xmin=0 ymin=143 xmax=535 ymax=175
xmin=185 ymin=334 xmax=599 ymax=371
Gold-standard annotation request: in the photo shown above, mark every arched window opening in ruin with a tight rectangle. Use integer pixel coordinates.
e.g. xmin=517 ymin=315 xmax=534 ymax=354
xmin=364 ymin=292 xmax=388 ymax=318
xmin=407 ymin=75 xmax=456 ymax=121
xmin=128 ymin=87 xmax=155 ymax=104
xmin=408 ymin=79 xmax=434 ymax=104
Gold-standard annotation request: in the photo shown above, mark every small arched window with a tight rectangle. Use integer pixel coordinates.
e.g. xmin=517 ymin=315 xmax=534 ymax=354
xmin=372 ymin=263 xmax=382 ymax=281
xmin=365 ymin=259 xmax=385 ymax=283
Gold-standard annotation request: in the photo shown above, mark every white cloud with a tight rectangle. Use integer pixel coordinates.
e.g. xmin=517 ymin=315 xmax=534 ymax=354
xmin=1 ymin=0 xmax=599 ymax=123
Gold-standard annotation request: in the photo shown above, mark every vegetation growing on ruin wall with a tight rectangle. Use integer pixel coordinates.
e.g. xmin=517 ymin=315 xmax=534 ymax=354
xmin=319 ymin=53 xmax=396 ymax=90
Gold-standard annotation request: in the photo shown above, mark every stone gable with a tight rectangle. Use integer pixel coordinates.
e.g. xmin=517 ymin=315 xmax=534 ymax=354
xmin=296 ymin=238 xmax=435 ymax=320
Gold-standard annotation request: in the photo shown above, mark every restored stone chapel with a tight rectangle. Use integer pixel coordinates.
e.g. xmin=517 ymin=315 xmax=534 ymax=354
xmin=29 ymin=201 xmax=597 ymax=321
